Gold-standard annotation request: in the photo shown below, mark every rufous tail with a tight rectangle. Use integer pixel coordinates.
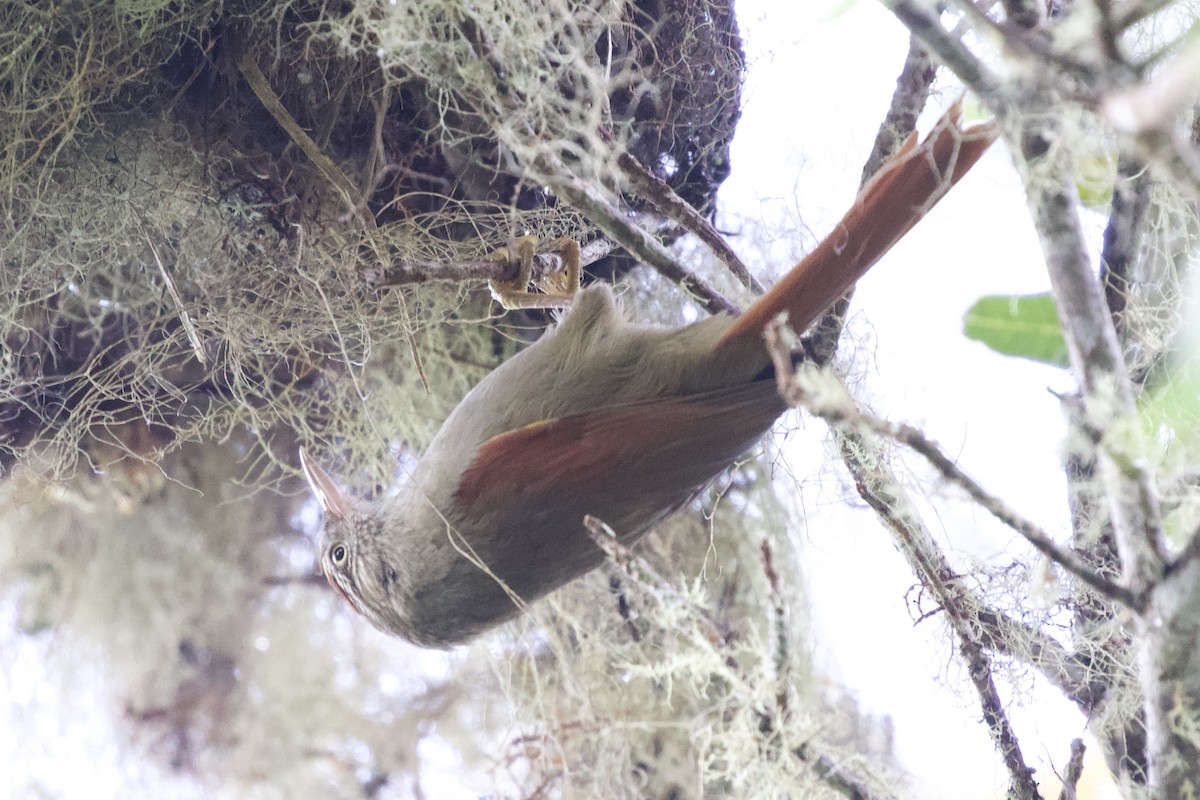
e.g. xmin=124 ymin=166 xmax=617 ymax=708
xmin=714 ymin=106 xmax=999 ymax=352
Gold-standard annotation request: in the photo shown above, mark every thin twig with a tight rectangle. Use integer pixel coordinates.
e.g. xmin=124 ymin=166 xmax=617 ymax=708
xmin=1114 ymin=0 xmax=1178 ymax=30
xmin=944 ymin=0 xmax=1099 ymax=84
xmin=886 ymin=420 xmax=1139 ymax=608
xmin=767 ymin=326 xmax=1043 ymax=797
xmin=777 ymin=322 xmax=1139 ymax=632
xmin=585 ymin=513 xmax=898 ymax=799
xmin=1002 ymin=0 xmax=1044 ymax=29
xmin=607 ymin=574 xmax=643 ymax=643
xmin=840 ymin=429 xmax=1042 ymax=799
xmin=1099 ymin=154 xmax=1150 ymax=341
xmin=1119 ymin=127 xmax=1200 ymax=200
xmin=760 ymin=540 xmax=791 ymax=716
xmin=237 ymin=53 xmax=429 ymax=390
xmin=1165 ymin=521 xmax=1200 ymax=577
xmin=1103 ymin=35 xmax=1200 ymax=198
xmin=616 ymin=150 xmax=764 ymax=294
xmin=141 ymin=228 xmax=207 ymax=366
xmin=582 ymin=515 xmax=726 ymax=646
xmin=367 ymin=238 xmax=619 ymax=290
xmin=807 ymin=35 xmax=939 ymax=365
xmin=794 ymin=743 xmax=900 ymax=800
xmin=1056 ymin=738 xmax=1086 ymax=800
xmin=366 ymin=257 xmax=515 ymax=288
xmin=536 ymin=154 xmax=740 ymax=316
xmin=237 ymin=55 xmax=366 ymax=222
xmin=885 ymin=0 xmax=1003 ymax=98
xmin=1094 ymin=0 xmax=1125 ymax=65
xmin=970 ymin=603 xmax=1101 ymax=711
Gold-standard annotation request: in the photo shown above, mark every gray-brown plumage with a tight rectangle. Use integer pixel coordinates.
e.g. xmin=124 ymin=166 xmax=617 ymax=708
xmin=301 ymin=110 xmax=998 ymax=646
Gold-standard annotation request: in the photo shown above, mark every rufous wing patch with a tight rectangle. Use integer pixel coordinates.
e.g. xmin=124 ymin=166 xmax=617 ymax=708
xmin=453 ymin=385 xmax=778 ymax=512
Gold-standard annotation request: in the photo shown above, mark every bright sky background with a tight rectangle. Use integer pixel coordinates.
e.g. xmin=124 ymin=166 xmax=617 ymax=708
xmin=724 ymin=1 xmax=1119 ymax=796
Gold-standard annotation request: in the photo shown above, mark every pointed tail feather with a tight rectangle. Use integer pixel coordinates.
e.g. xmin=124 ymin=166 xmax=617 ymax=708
xmin=714 ymin=106 xmax=999 ymax=352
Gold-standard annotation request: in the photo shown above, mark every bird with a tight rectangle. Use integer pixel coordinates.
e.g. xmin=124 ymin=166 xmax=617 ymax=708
xmin=300 ymin=109 xmax=999 ymax=647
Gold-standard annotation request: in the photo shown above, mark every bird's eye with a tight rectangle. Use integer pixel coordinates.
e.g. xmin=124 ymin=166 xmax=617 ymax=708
xmin=329 ymin=542 xmax=348 ymax=567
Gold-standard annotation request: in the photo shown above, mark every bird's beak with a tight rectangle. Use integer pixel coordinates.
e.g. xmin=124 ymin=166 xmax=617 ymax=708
xmin=299 ymin=447 xmax=354 ymax=521
xmin=322 ymin=565 xmax=355 ymax=606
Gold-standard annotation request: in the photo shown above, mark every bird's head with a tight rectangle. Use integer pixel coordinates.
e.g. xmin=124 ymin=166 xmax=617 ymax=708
xmin=299 ymin=447 xmax=422 ymax=641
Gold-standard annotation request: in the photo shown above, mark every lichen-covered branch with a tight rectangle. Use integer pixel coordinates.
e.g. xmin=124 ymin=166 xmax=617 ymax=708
xmin=884 ymin=419 xmax=1139 ymax=608
xmin=767 ymin=328 xmax=1045 ymax=796
xmin=1057 ymin=738 xmax=1086 ymax=800
xmin=1099 ymin=154 xmax=1151 ymax=341
xmin=536 ymin=153 xmax=740 ymax=315
xmin=883 ymin=0 xmax=1002 ymax=99
xmin=616 ymin=149 xmax=763 ymax=294
xmin=835 ymin=426 xmax=1042 ymax=798
xmin=806 ymin=35 xmax=939 ymax=365
xmin=887 ymin=0 xmax=1200 ymax=789
xmin=584 ymin=516 xmax=900 ymax=799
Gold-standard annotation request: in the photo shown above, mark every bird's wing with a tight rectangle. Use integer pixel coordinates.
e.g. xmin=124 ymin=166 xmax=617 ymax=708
xmin=453 ymin=381 xmax=781 ymax=517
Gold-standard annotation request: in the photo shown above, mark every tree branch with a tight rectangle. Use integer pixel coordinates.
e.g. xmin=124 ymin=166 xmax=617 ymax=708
xmin=536 ymin=154 xmax=740 ymax=315
xmin=367 ymin=238 xmax=617 ymax=291
xmin=1057 ymin=738 xmax=1086 ymax=800
xmin=1114 ymin=0 xmax=1180 ymax=31
xmin=1099 ymin=154 xmax=1151 ymax=342
xmin=807 ymin=35 xmax=938 ymax=365
xmin=238 ymin=52 xmax=427 ymax=388
xmin=888 ymin=412 xmax=1132 ymax=606
xmin=795 ymin=743 xmax=901 ymax=800
xmin=887 ymin=419 xmax=1139 ymax=608
xmin=835 ymin=428 xmax=1042 ymax=799
xmin=1008 ymin=99 xmax=1166 ymax=585
xmin=999 ymin=57 xmax=1200 ymax=797
xmin=1165 ymin=522 xmax=1200 ymax=577
xmin=616 ymin=149 xmax=764 ymax=294
xmin=766 ymin=330 xmax=1042 ymax=797
xmin=584 ymin=516 xmax=898 ymax=799
xmin=884 ymin=0 xmax=1003 ymax=98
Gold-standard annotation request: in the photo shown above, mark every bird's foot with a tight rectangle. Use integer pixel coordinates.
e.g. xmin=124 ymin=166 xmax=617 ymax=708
xmin=487 ymin=236 xmax=581 ymax=309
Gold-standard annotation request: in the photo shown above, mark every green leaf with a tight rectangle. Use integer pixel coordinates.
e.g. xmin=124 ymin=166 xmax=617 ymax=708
xmin=1074 ymin=144 xmax=1117 ymax=210
xmin=1141 ymin=352 xmax=1200 ymax=463
xmin=963 ymin=293 xmax=1069 ymax=367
